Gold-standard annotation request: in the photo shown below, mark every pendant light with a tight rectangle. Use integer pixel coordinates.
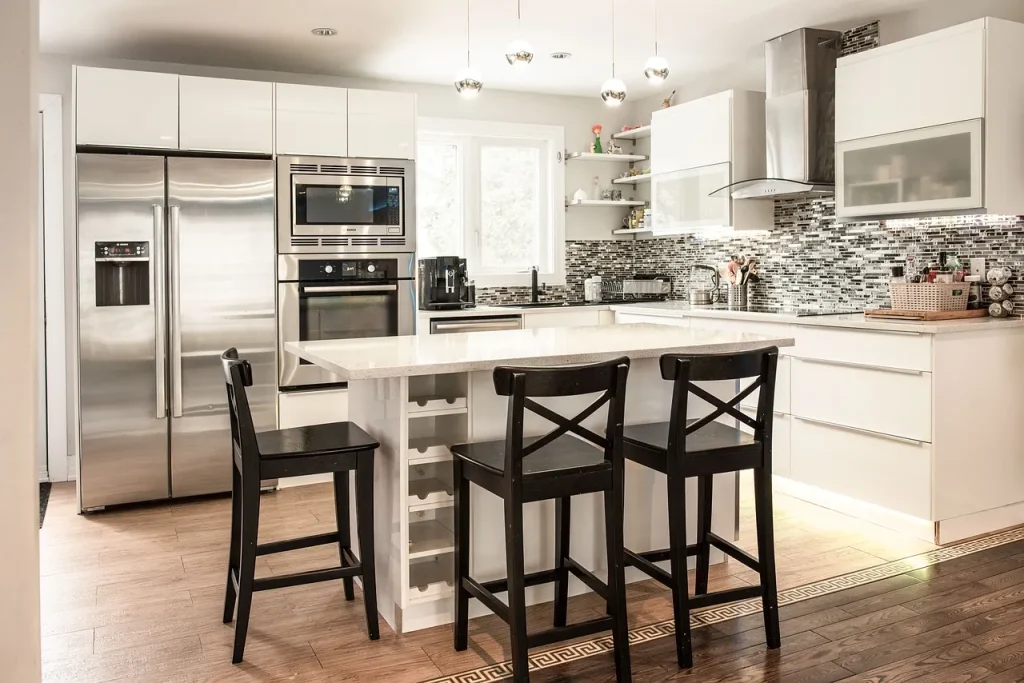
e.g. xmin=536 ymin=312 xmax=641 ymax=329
xmin=454 ymin=0 xmax=483 ymax=99
xmin=505 ymin=0 xmax=534 ymax=67
xmin=643 ymin=0 xmax=670 ymax=83
xmin=600 ymin=0 xmax=627 ymax=106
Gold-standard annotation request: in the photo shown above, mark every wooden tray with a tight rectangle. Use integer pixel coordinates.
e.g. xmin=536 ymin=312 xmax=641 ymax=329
xmin=864 ymin=308 xmax=988 ymax=321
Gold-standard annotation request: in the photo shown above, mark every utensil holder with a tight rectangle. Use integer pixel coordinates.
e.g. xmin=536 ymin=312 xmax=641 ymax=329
xmin=727 ymin=284 xmax=748 ymax=308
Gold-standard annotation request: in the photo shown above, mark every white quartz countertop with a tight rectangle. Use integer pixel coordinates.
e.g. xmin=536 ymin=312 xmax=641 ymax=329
xmin=286 ymin=323 xmax=795 ymax=379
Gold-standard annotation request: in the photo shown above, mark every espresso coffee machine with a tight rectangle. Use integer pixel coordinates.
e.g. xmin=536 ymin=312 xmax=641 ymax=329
xmin=418 ymin=257 xmax=475 ymax=310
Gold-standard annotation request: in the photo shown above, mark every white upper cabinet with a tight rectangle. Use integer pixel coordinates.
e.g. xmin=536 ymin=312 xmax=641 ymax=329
xmin=179 ymin=76 xmax=273 ymax=154
xmin=835 ymin=17 xmax=1024 ymax=218
xmin=348 ymin=89 xmax=417 ymax=159
xmin=75 ymin=67 xmax=179 ymax=149
xmin=650 ymin=90 xmax=771 ymax=232
xmin=836 ymin=23 xmax=985 ymax=143
xmin=275 ymin=84 xmax=348 ymax=157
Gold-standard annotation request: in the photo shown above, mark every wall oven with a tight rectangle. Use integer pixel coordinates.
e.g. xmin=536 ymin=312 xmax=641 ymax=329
xmin=277 ymin=156 xmax=416 ymax=254
xmin=278 ymin=253 xmax=416 ymax=389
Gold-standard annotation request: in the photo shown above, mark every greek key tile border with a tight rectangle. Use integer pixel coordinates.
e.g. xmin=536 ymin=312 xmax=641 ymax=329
xmin=422 ymin=524 xmax=1024 ymax=683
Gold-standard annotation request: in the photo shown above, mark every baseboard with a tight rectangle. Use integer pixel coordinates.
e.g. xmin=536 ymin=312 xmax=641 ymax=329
xmin=277 ymin=473 xmax=334 ymax=489
xmin=774 ymin=475 xmax=936 ymax=543
xmin=937 ymin=501 xmax=1024 ymax=544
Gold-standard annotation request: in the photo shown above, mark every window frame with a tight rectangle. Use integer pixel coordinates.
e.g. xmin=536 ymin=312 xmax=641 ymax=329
xmin=417 ymin=117 xmax=565 ymax=288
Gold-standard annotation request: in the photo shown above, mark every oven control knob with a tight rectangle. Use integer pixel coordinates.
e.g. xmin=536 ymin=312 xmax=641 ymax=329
xmin=324 ymin=265 xmax=334 ymax=274
xmin=367 ymin=264 xmax=376 ymax=273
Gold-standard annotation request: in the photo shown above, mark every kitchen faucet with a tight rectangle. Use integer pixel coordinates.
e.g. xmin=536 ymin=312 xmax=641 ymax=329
xmin=531 ymin=266 xmax=541 ymax=303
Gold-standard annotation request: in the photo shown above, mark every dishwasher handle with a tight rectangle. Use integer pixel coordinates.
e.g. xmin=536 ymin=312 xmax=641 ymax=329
xmin=432 ymin=318 xmax=523 ymax=333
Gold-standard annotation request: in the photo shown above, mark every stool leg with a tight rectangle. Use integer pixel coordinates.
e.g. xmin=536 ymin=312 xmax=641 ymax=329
xmin=453 ymin=458 xmax=471 ymax=652
xmin=666 ymin=471 xmax=694 ymax=669
xmin=232 ymin=472 xmax=260 ymax=664
xmin=694 ymin=475 xmax=713 ymax=596
xmin=333 ymin=470 xmax=355 ymax=602
xmin=553 ymin=496 xmax=571 ymax=628
xmin=356 ymin=451 xmax=380 ymax=641
xmin=222 ymin=462 xmax=242 ymax=624
xmin=604 ymin=485 xmax=632 ymax=683
xmin=504 ymin=495 xmax=530 ymax=683
xmin=754 ymin=466 xmax=781 ymax=649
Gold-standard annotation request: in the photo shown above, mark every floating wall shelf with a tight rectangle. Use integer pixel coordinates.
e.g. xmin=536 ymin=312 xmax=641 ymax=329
xmin=566 ymin=152 xmax=648 ymax=162
xmin=611 ymin=125 xmax=651 ymax=141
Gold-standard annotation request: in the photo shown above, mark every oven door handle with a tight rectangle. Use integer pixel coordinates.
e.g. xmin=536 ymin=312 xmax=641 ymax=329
xmin=300 ymin=284 xmax=398 ymax=294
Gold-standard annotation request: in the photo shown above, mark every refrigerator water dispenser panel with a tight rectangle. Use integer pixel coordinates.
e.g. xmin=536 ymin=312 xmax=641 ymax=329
xmin=94 ymin=241 xmax=150 ymax=307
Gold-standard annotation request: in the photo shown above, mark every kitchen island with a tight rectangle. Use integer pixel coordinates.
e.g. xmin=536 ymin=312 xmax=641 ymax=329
xmin=287 ymin=323 xmax=794 ymax=633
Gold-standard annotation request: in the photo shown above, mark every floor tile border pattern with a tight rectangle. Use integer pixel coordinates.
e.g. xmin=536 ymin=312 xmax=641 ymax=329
xmin=422 ymin=524 xmax=1024 ymax=683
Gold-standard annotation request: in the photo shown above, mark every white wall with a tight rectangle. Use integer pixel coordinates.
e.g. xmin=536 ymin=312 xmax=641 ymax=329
xmin=882 ymin=0 xmax=1024 ymax=44
xmin=1 ymin=0 xmax=43 ymax=680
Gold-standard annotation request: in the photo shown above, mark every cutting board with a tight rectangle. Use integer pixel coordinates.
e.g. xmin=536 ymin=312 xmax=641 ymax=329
xmin=864 ymin=308 xmax=988 ymax=321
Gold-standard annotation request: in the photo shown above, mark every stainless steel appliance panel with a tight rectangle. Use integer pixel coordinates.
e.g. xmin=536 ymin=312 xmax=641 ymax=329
xmin=168 ymin=157 xmax=276 ymax=497
xmin=78 ymin=154 xmax=170 ymax=509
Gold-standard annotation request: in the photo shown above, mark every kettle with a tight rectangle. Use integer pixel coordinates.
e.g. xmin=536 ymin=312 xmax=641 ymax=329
xmin=689 ymin=265 xmax=720 ymax=306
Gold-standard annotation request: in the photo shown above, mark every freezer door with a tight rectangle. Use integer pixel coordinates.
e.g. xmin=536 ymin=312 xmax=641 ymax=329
xmin=78 ymin=154 xmax=170 ymax=508
xmin=167 ymin=157 xmax=276 ymax=497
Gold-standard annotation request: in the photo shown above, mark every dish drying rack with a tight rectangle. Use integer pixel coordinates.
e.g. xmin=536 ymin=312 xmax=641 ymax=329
xmin=606 ymin=278 xmax=672 ymax=299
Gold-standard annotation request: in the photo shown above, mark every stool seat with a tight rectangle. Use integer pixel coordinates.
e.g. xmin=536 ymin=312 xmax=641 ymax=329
xmin=624 ymin=420 xmax=756 ymax=454
xmin=452 ymin=435 xmax=610 ymax=478
xmin=257 ymin=422 xmax=379 ymax=459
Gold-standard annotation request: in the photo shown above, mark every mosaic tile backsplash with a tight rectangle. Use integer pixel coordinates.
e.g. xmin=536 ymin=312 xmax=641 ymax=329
xmin=481 ymin=21 xmax=1024 ymax=312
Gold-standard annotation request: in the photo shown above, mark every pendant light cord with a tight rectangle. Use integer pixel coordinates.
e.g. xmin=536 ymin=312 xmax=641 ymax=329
xmin=466 ymin=0 xmax=472 ymax=68
xmin=653 ymin=0 xmax=659 ymax=57
xmin=611 ymin=0 xmax=616 ymax=78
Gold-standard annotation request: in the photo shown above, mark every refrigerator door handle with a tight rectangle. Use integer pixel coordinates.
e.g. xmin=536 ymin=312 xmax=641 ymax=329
xmin=169 ymin=205 xmax=183 ymax=418
xmin=153 ymin=204 xmax=167 ymax=419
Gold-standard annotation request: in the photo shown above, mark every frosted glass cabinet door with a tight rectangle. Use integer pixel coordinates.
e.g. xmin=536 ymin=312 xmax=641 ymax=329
xmin=652 ymin=163 xmax=732 ymax=233
xmin=836 ymin=119 xmax=983 ymax=218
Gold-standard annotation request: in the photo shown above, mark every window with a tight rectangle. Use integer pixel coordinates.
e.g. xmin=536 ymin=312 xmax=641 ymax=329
xmin=417 ymin=118 xmax=565 ymax=287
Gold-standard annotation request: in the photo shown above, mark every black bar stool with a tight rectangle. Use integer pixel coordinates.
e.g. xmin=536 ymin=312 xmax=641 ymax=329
xmin=622 ymin=348 xmax=780 ymax=669
xmin=451 ymin=357 xmax=633 ymax=683
xmin=220 ymin=348 xmax=380 ymax=664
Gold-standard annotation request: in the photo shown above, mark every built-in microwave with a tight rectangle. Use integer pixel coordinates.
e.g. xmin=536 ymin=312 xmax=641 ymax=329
xmin=277 ymin=156 xmax=416 ymax=253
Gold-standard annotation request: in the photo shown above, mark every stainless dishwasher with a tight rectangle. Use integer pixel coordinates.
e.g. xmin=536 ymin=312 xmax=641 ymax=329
xmin=429 ymin=315 xmax=523 ymax=334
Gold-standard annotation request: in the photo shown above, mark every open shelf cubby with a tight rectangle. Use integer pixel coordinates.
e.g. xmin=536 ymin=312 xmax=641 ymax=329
xmin=408 ymin=552 xmax=455 ymax=604
xmin=408 ymin=373 xmax=469 ymax=418
xmin=408 ymin=507 xmax=455 ymax=560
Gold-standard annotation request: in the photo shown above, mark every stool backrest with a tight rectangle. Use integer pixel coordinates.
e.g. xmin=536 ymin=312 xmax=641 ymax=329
xmin=221 ymin=348 xmax=259 ymax=471
xmin=659 ymin=347 xmax=779 ymax=455
xmin=492 ymin=357 xmax=631 ymax=483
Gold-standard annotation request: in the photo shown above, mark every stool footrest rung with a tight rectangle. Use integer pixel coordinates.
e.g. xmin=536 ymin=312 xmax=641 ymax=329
xmin=256 ymin=532 xmax=340 ymax=556
xmin=565 ymin=557 xmax=608 ymax=601
xmin=464 ymin=577 xmax=510 ymax=623
xmin=253 ymin=565 xmax=360 ymax=592
xmin=481 ymin=569 xmax=560 ymax=596
xmin=624 ymin=549 xmax=672 ymax=586
xmin=708 ymin=532 xmax=761 ymax=572
xmin=688 ymin=585 xmax=763 ymax=610
xmin=527 ymin=616 xmax=615 ymax=649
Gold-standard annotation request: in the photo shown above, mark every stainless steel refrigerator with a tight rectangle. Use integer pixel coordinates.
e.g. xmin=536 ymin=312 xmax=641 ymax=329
xmin=77 ymin=154 xmax=276 ymax=510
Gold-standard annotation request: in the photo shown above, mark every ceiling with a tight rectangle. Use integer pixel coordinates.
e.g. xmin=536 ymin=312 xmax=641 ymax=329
xmin=40 ymin=0 xmax=932 ymax=98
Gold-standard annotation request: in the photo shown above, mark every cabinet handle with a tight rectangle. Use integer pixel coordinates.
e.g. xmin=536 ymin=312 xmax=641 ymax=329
xmin=793 ymin=415 xmax=926 ymax=447
xmin=794 ymin=356 xmax=924 ymax=376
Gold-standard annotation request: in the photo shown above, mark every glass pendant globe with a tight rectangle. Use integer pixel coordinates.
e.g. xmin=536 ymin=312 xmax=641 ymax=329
xmin=644 ymin=55 xmax=670 ymax=84
xmin=505 ymin=40 xmax=535 ymax=66
xmin=600 ymin=77 xmax=627 ymax=107
xmin=454 ymin=69 xmax=483 ymax=99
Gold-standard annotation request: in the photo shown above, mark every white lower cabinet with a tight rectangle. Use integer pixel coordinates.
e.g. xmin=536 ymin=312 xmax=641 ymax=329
xmin=614 ymin=311 xmax=689 ymax=327
xmin=741 ymin=407 xmax=791 ymax=477
xmin=790 ymin=415 xmax=932 ymax=520
xmin=278 ymin=388 xmax=349 ymax=429
xmin=524 ymin=310 xmax=602 ymax=329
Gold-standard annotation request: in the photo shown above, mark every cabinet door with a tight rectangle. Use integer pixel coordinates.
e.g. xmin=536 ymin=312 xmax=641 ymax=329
xmin=278 ymin=389 xmax=349 ymax=429
xmin=75 ymin=67 xmax=179 ymax=149
xmin=836 ymin=119 xmax=984 ymax=219
xmin=613 ymin=312 xmax=688 ymax=327
xmin=348 ymin=89 xmax=416 ymax=159
xmin=652 ymin=163 xmax=732 ymax=233
xmin=523 ymin=310 xmax=601 ymax=329
xmin=275 ymin=83 xmax=348 ymax=156
xmin=179 ymin=76 xmax=273 ymax=154
xmin=651 ymin=91 xmax=731 ymax=173
xmin=836 ymin=23 xmax=985 ymax=142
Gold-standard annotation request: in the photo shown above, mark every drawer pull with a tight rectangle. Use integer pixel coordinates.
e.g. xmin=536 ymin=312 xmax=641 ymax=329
xmin=795 ymin=356 xmax=924 ymax=376
xmin=794 ymin=415 xmax=926 ymax=447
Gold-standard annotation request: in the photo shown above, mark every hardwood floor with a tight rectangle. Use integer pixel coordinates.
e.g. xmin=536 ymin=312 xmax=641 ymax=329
xmin=39 ymin=474 xmax=943 ymax=683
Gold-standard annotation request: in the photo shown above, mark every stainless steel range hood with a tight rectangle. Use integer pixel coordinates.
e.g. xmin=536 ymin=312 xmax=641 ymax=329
xmin=712 ymin=27 xmax=841 ymax=200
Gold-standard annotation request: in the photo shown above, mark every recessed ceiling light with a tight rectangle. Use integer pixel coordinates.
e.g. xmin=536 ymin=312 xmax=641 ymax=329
xmin=311 ymin=27 xmax=338 ymax=37
xmin=550 ymin=51 xmax=572 ymax=60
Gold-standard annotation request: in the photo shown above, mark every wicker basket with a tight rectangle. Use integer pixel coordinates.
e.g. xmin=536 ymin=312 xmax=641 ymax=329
xmin=890 ymin=282 xmax=970 ymax=311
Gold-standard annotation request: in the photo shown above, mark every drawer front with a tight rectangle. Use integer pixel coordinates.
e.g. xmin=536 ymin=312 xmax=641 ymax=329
xmin=741 ymin=407 xmax=791 ymax=477
xmin=740 ymin=354 xmax=790 ymax=414
xmin=790 ymin=416 xmax=932 ymax=520
xmin=687 ymin=317 xmax=796 ymax=356
xmin=791 ymin=357 xmax=931 ymax=442
xmin=796 ymin=326 xmax=931 ymax=371
xmin=278 ymin=389 xmax=348 ymax=429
